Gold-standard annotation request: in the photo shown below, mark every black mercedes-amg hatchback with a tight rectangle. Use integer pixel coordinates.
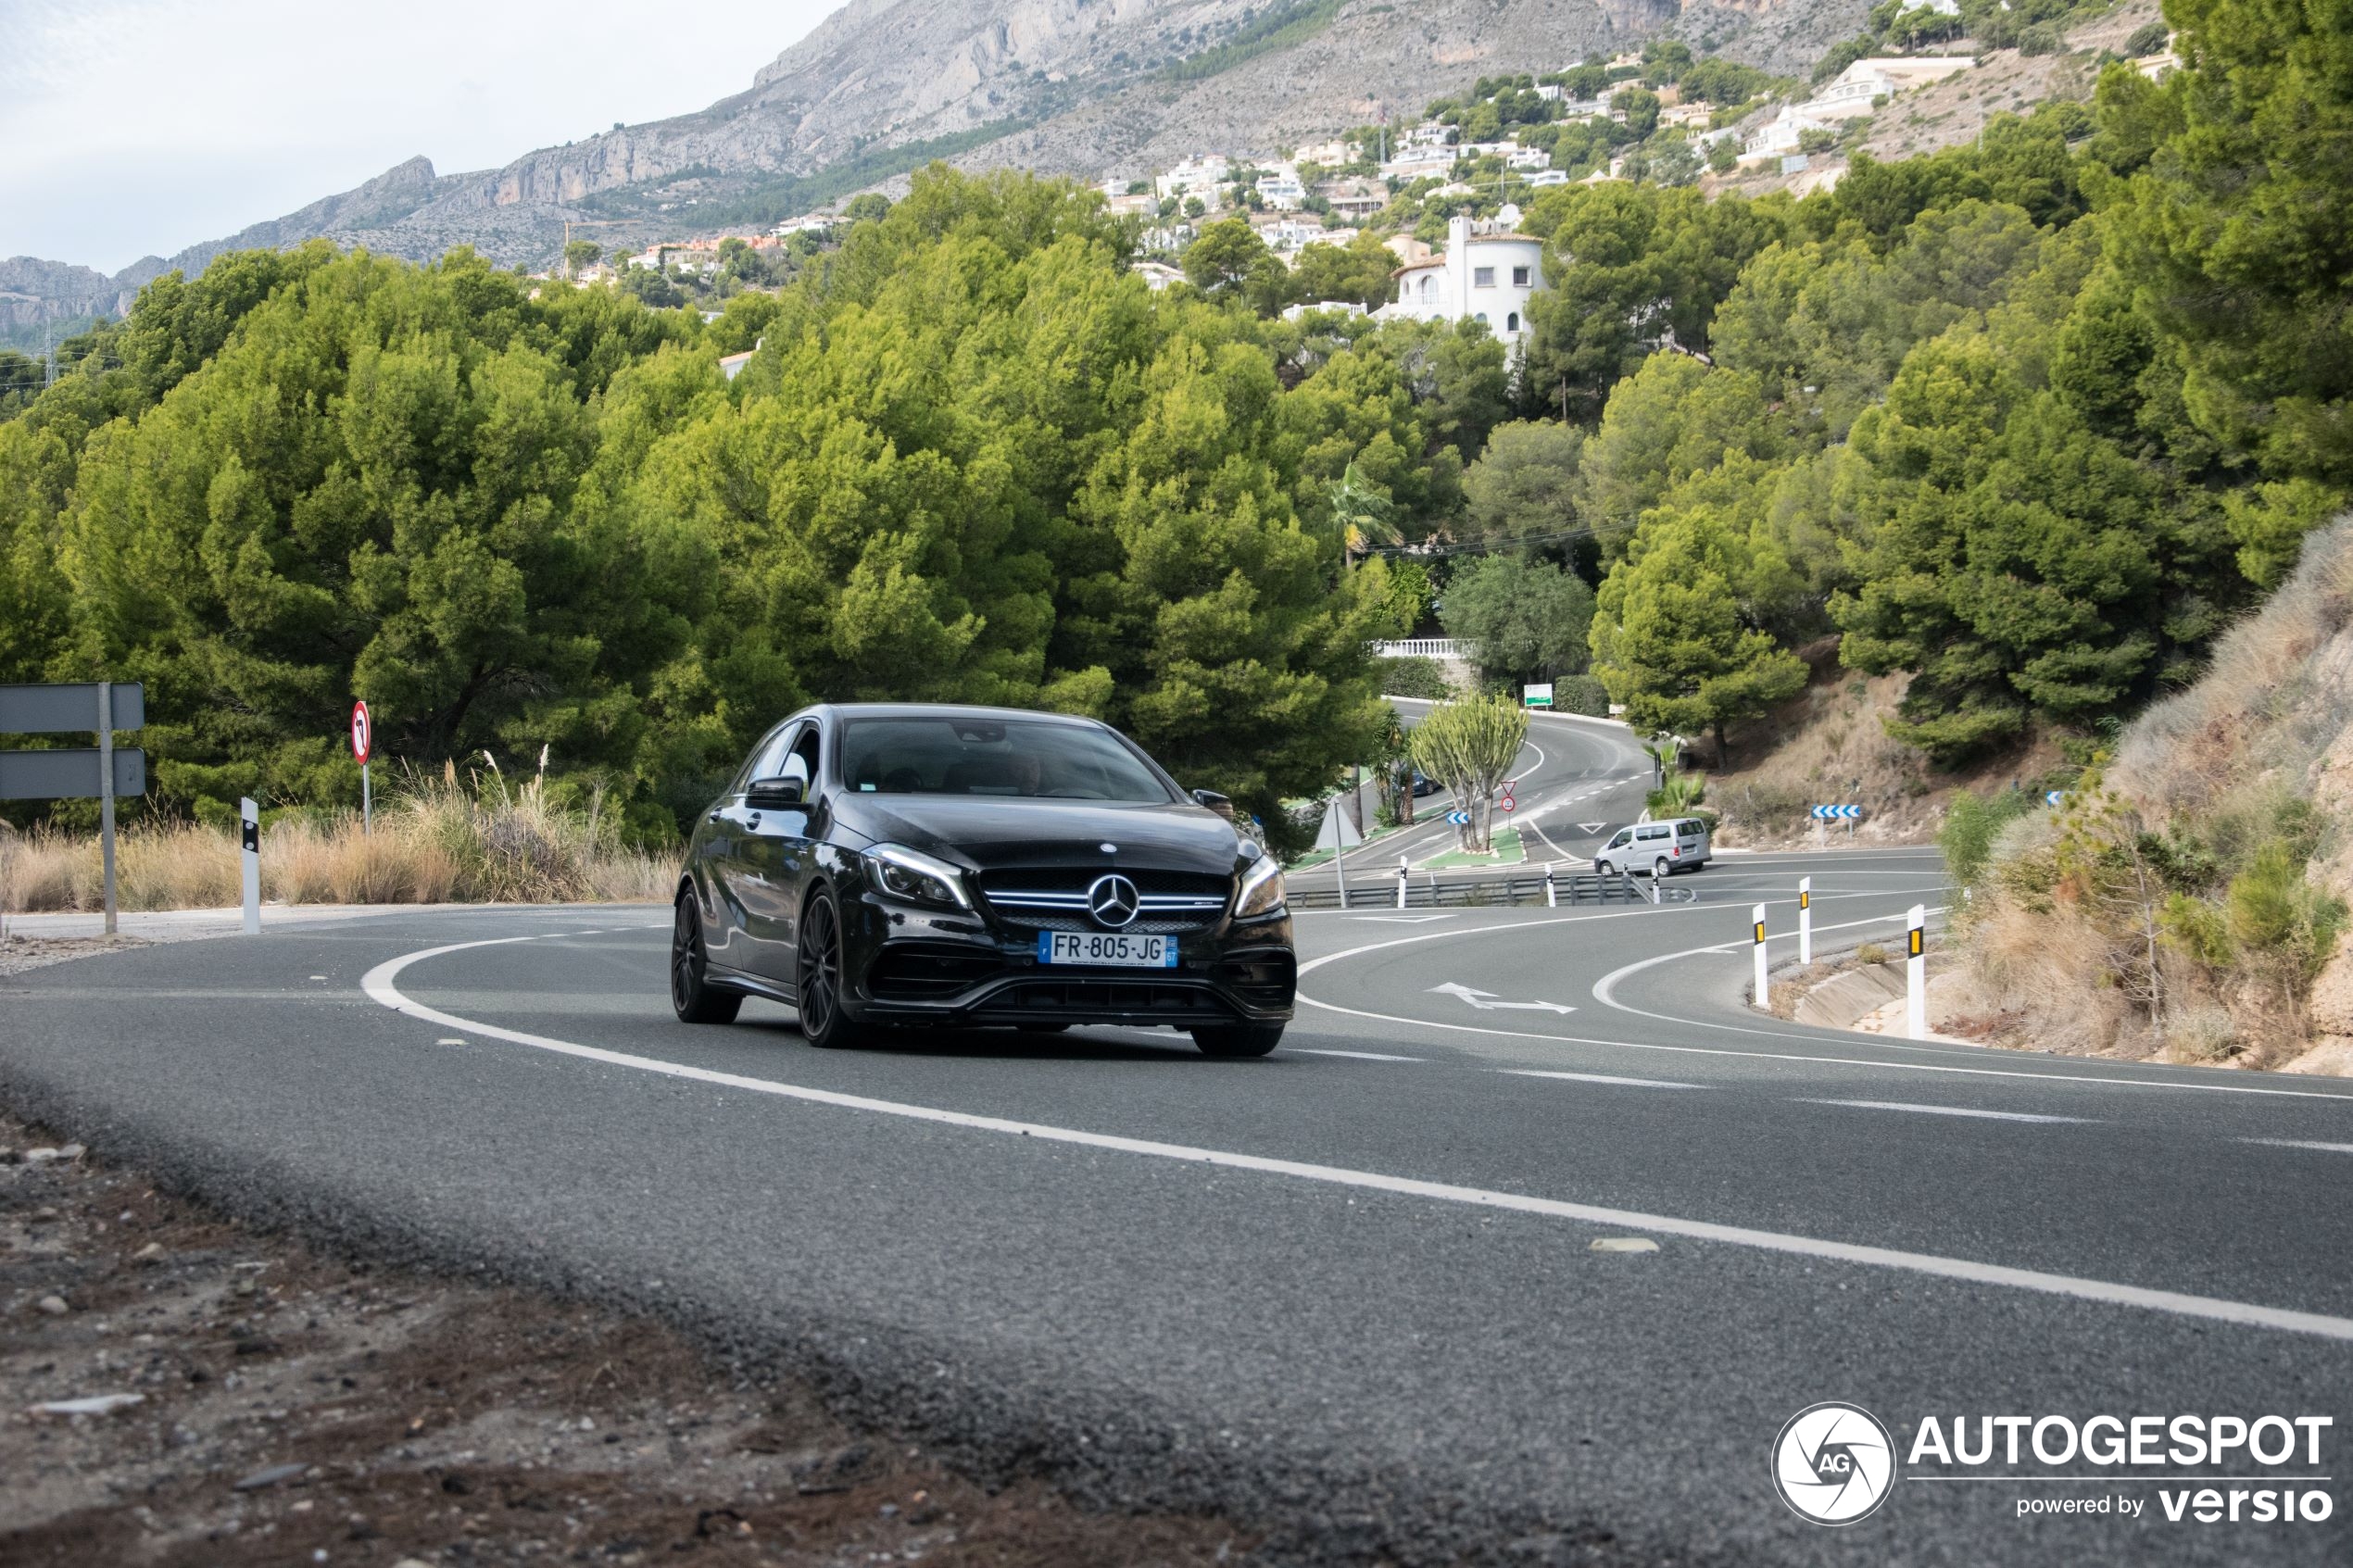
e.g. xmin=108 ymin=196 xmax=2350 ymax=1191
xmin=670 ymin=704 xmax=1295 ymax=1057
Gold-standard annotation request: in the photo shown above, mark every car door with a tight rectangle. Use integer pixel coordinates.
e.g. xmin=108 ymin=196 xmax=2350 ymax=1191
xmin=705 ymin=722 xmax=796 ymax=975
xmin=1635 ymin=822 xmax=1671 ymax=868
xmin=1600 ymin=828 xmax=1633 ymax=867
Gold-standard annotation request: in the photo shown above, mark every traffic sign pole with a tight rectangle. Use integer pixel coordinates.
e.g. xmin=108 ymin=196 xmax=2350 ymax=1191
xmin=1906 ymin=904 xmax=1927 ymax=1040
xmin=97 ymin=681 xmax=117 ymax=936
xmin=350 ymin=700 xmax=373 ymax=836
xmin=1752 ymin=903 xmax=1769 ymax=1010
xmin=1798 ymin=876 xmax=1812 ymax=966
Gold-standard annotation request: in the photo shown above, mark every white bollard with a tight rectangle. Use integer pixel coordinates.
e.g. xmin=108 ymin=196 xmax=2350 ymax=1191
xmin=1545 ymin=862 xmax=1558 ymax=908
xmin=1752 ymin=902 xmax=1768 ymax=1009
xmin=1797 ymin=876 xmax=1812 ymax=966
xmin=1906 ymin=903 xmax=1927 ymax=1040
xmin=1396 ymin=854 xmax=1409 ymax=909
xmin=240 ymin=797 xmax=261 ymax=935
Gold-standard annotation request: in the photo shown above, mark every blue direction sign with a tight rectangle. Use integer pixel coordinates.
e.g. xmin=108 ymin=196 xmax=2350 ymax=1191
xmin=1447 ymin=809 xmax=1472 ymax=826
xmin=1809 ymin=803 xmax=1864 ymax=821
xmin=2045 ymin=791 xmax=2067 ymax=807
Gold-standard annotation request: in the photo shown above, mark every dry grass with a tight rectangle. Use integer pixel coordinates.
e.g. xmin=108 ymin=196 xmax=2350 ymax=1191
xmin=1949 ymin=519 xmax=2353 ymax=1073
xmin=0 ymin=771 xmax=673 ymax=913
xmin=1705 ymin=641 xmax=2063 ymax=848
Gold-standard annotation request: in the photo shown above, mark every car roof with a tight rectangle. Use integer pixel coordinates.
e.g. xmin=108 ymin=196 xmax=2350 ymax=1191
xmin=815 ymin=702 xmax=1101 ymax=727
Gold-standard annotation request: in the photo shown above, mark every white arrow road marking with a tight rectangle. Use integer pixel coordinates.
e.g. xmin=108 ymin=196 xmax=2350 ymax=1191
xmin=1502 ymin=1069 xmax=1704 ymax=1090
xmin=1801 ymin=1099 xmax=2093 ymax=1125
xmin=1428 ymin=982 xmax=1576 ymax=1014
xmin=359 ymin=931 xmax=2353 ymax=1343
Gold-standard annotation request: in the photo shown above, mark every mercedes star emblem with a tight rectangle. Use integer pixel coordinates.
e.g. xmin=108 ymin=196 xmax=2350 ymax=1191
xmin=1086 ymin=873 xmax=1140 ymax=929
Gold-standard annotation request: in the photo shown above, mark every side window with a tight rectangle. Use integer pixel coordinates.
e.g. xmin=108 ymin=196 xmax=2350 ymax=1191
xmin=749 ymin=721 xmax=801 ymax=786
xmin=1608 ymin=830 xmax=1631 ymax=849
xmin=786 ymin=722 xmax=822 ymax=791
xmin=738 ymin=722 xmax=797 ymax=792
xmin=1638 ymin=824 xmax=1667 ymax=841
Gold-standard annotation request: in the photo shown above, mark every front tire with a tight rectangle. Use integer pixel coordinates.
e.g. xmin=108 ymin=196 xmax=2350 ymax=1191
xmin=671 ymin=895 xmax=742 ymax=1025
xmin=1595 ymin=859 xmax=1614 ymax=876
xmin=795 ymin=886 xmax=869 ymax=1048
xmin=1191 ymin=1022 xmax=1284 ymax=1059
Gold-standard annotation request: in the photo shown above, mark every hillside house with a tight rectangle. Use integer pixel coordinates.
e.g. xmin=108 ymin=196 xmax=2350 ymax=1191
xmin=1805 ymin=56 xmax=1973 ymax=119
xmin=1155 ymin=155 xmax=1231 ymax=202
xmin=1377 ymin=214 xmax=1544 ymax=352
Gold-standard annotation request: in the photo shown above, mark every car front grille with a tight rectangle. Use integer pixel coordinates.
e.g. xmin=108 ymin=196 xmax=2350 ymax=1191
xmin=971 ymin=977 xmax=1234 ymax=1022
xmin=977 ymin=868 xmax=1231 ymax=934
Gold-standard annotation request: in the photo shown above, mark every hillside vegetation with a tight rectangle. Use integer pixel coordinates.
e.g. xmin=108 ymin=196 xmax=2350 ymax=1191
xmin=1942 ymin=519 xmax=2353 ymax=1073
xmin=3 ymin=0 xmax=2347 ymax=909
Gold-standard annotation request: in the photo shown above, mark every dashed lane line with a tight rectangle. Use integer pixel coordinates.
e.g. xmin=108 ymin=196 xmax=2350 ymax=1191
xmin=359 ymin=929 xmax=2353 ymax=1345
xmin=1295 ymin=1048 xmax=1427 ymax=1062
xmin=1501 ymin=1069 xmax=1705 ymax=1090
xmin=1800 ymin=1099 xmax=2095 ymax=1125
xmin=2240 ymin=1138 xmax=2353 ymax=1155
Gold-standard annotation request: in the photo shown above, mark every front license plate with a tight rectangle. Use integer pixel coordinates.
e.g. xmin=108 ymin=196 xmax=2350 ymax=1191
xmin=1038 ymin=931 xmax=1177 ymax=968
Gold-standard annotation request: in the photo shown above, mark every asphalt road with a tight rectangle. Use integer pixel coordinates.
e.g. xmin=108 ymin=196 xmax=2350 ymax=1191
xmin=6 ymin=728 xmax=2351 ymax=1565
xmin=1291 ymin=703 xmax=1656 ymax=885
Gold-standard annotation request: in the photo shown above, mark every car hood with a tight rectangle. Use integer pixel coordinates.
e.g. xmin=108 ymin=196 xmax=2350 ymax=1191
xmin=835 ymin=796 xmax=1249 ymax=877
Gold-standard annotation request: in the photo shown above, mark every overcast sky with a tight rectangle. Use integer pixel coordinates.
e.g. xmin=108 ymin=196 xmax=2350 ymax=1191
xmin=2 ymin=0 xmax=840 ymax=273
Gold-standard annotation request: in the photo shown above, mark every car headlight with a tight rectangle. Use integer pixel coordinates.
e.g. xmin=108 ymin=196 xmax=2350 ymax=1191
xmin=863 ymin=844 xmax=971 ymax=909
xmin=1234 ymin=851 xmax=1286 ymax=918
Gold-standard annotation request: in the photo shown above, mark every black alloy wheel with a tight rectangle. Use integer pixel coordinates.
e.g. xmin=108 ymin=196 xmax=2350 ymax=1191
xmin=671 ymin=894 xmax=742 ymax=1024
xmin=1191 ymin=1022 xmax=1284 ymax=1059
xmin=795 ymin=886 xmax=867 ymax=1047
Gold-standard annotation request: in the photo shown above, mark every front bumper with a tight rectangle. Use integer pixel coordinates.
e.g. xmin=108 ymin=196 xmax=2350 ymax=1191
xmin=839 ymin=891 xmax=1295 ymax=1028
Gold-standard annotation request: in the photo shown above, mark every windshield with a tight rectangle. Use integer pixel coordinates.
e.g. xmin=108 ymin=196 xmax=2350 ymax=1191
xmin=839 ymin=717 xmax=1176 ymax=803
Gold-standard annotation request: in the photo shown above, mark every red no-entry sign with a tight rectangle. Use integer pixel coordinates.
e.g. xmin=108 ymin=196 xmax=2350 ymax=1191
xmin=350 ymin=700 xmax=372 ymax=764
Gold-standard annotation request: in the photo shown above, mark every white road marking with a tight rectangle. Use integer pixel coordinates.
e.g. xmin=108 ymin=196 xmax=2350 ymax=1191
xmin=1502 ymin=1069 xmax=1704 ymax=1090
xmin=1350 ymin=913 xmax=1456 ymax=924
xmin=1295 ymin=906 xmax=2353 ymax=1101
xmin=1428 ymin=982 xmax=1575 ymax=1014
xmin=2241 ymin=1137 xmax=2353 ymax=1155
xmin=1801 ymin=1099 xmax=2093 ymax=1125
xmin=359 ymin=933 xmax=2353 ymax=1344
xmin=1295 ymin=1048 xmax=1426 ymax=1062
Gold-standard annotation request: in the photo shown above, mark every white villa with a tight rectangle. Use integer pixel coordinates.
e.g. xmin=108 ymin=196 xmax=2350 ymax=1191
xmin=1377 ymin=214 xmax=1544 ymax=352
xmin=1155 ymin=155 xmax=1231 ymax=202
xmin=1805 ymin=56 xmax=1974 ymax=119
xmin=1743 ymin=55 xmax=1975 ymax=163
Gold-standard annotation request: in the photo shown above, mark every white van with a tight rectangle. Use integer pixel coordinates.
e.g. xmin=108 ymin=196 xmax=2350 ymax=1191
xmin=1594 ymin=818 xmax=1711 ymax=877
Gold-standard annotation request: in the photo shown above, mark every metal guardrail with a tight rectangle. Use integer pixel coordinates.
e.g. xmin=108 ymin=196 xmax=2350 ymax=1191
xmin=1289 ymin=867 xmax=1696 ymax=911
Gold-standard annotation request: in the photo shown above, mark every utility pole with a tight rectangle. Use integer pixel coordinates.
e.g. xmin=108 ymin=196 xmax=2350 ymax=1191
xmin=43 ymin=318 xmax=54 ymax=389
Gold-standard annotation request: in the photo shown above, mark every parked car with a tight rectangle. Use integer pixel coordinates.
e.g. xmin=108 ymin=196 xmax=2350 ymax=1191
xmin=671 ymin=704 xmax=1295 ymax=1057
xmin=1593 ymin=818 xmax=1712 ymax=877
xmin=1410 ymin=770 xmax=1441 ymax=797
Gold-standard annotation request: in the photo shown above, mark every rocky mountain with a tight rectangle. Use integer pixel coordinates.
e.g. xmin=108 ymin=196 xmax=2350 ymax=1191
xmin=6 ymin=0 xmax=1868 ymax=335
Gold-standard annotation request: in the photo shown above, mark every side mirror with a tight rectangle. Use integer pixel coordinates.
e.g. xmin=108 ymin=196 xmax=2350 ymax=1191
xmin=746 ymin=773 xmax=805 ymax=809
xmin=1191 ymin=788 xmax=1235 ymax=820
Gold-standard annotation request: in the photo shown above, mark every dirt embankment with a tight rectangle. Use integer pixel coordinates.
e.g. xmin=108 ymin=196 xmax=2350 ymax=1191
xmin=1698 ymin=640 xmax=2064 ymax=852
xmin=0 ymin=1107 xmax=1249 ymax=1567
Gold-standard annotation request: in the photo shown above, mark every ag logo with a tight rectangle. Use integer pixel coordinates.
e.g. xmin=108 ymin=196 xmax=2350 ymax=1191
xmin=1772 ymin=1402 xmax=1895 ymax=1524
